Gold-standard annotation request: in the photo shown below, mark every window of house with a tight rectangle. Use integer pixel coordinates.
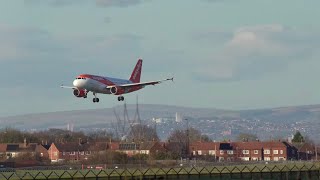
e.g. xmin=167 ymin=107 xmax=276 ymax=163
xmin=198 ymin=151 xmax=202 ymax=155
xmin=85 ymin=151 xmax=91 ymax=155
xmin=70 ymin=151 xmax=75 ymax=155
xmin=254 ymin=150 xmax=259 ymax=154
xmin=63 ymin=152 xmax=65 ymax=156
xmin=280 ymin=150 xmax=283 ymax=154
xmin=273 ymin=150 xmax=278 ymax=154
xmin=193 ymin=151 xmax=196 ymax=155
xmin=264 ymin=150 xmax=270 ymax=154
xmin=227 ymin=150 xmax=233 ymax=155
xmin=80 ymin=151 xmax=84 ymax=155
xmin=219 ymin=150 xmax=224 ymax=155
xmin=242 ymin=150 xmax=249 ymax=154
xmin=40 ymin=153 xmax=43 ymax=157
xmin=209 ymin=150 xmax=216 ymax=155
xmin=53 ymin=152 xmax=58 ymax=156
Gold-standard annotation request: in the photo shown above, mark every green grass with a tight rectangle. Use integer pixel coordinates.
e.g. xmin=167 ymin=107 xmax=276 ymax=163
xmin=0 ymin=162 xmax=319 ymax=179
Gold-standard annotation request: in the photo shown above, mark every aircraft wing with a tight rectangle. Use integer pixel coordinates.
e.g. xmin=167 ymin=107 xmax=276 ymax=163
xmin=60 ymin=85 xmax=77 ymax=89
xmin=106 ymin=77 xmax=174 ymax=89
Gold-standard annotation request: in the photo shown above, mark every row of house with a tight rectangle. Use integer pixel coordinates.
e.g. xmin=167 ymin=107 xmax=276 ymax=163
xmin=0 ymin=139 xmax=318 ymax=163
xmin=189 ymin=141 xmax=297 ymax=161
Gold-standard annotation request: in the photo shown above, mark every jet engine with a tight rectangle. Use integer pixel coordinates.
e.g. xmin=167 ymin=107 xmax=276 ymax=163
xmin=110 ymin=86 xmax=118 ymax=94
xmin=73 ymin=89 xmax=87 ymax=98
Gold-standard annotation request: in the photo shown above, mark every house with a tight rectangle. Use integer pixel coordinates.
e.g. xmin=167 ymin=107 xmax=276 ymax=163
xmin=118 ymin=142 xmax=140 ymax=157
xmin=0 ymin=139 xmax=48 ymax=160
xmin=48 ymin=142 xmax=91 ymax=162
xmin=232 ymin=141 xmax=288 ymax=161
xmin=139 ymin=141 xmax=167 ymax=156
xmin=189 ymin=142 xmax=220 ymax=160
xmin=295 ymin=142 xmax=316 ymax=160
xmin=188 ymin=141 xmax=293 ymax=162
xmin=232 ymin=141 xmax=265 ymax=161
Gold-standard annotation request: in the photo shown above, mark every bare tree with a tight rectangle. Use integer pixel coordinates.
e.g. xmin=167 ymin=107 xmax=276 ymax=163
xmin=128 ymin=124 xmax=159 ymax=142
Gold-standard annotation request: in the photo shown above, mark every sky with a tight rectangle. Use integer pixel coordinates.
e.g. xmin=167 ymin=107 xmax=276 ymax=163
xmin=1 ymin=0 xmax=320 ymax=117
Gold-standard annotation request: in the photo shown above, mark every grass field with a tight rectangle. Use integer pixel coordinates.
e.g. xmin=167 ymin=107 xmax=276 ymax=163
xmin=0 ymin=161 xmax=319 ymax=179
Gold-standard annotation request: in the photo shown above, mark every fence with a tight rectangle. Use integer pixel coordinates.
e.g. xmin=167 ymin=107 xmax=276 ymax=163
xmin=0 ymin=162 xmax=319 ymax=179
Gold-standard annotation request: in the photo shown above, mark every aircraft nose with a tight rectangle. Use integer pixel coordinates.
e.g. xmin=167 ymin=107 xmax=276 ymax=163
xmin=73 ymin=79 xmax=79 ymax=87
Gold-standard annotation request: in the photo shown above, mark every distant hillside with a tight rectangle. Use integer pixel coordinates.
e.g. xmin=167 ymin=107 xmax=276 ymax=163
xmin=0 ymin=104 xmax=235 ymax=129
xmin=1 ymin=104 xmax=320 ymax=141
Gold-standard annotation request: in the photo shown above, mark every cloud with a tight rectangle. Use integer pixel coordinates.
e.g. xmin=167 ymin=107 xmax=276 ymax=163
xmin=24 ymin=0 xmax=147 ymax=7
xmin=24 ymin=0 xmax=87 ymax=7
xmin=193 ymin=24 xmax=320 ymax=81
xmin=0 ymin=24 xmax=143 ymax=88
xmin=0 ymin=24 xmax=62 ymax=62
xmin=96 ymin=0 xmax=144 ymax=7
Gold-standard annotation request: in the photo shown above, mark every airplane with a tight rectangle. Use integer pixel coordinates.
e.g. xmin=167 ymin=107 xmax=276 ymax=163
xmin=61 ymin=58 xmax=173 ymax=102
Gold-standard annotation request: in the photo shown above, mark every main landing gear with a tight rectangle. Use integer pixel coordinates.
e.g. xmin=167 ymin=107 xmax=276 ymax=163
xmin=93 ymin=92 xmax=99 ymax=103
xmin=118 ymin=96 xmax=124 ymax=101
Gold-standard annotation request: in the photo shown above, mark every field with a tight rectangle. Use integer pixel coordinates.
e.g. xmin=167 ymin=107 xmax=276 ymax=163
xmin=0 ymin=161 xmax=319 ymax=179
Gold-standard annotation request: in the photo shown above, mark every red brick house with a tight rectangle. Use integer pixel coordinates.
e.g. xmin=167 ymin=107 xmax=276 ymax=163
xmin=189 ymin=142 xmax=220 ymax=159
xmin=232 ymin=141 xmax=289 ymax=161
xmin=189 ymin=141 xmax=294 ymax=162
xmin=0 ymin=141 xmax=48 ymax=160
xmin=48 ymin=142 xmax=91 ymax=162
xmin=139 ymin=141 xmax=167 ymax=156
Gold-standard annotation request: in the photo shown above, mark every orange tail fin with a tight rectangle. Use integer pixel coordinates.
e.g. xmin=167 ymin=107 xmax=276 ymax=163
xmin=129 ymin=59 xmax=142 ymax=83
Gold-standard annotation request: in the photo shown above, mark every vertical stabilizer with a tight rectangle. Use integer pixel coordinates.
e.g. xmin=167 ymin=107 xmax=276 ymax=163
xmin=129 ymin=59 xmax=142 ymax=83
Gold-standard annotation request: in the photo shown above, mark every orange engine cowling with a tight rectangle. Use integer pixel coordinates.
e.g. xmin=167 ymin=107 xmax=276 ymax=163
xmin=73 ymin=89 xmax=87 ymax=98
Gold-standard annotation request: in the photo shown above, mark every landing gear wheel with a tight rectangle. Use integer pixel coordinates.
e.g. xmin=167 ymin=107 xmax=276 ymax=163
xmin=93 ymin=97 xmax=99 ymax=103
xmin=93 ymin=92 xmax=99 ymax=103
xmin=118 ymin=96 xmax=124 ymax=101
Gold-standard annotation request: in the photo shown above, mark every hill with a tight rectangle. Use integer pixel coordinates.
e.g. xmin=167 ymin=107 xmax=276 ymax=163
xmin=1 ymin=104 xmax=319 ymax=141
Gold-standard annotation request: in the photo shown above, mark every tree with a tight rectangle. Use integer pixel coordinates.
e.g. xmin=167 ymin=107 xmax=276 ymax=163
xmin=236 ymin=133 xmax=258 ymax=142
xmin=167 ymin=128 xmax=211 ymax=143
xmin=128 ymin=124 xmax=159 ymax=142
xmin=292 ymin=131 xmax=304 ymax=143
xmin=0 ymin=128 xmax=24 ymax=143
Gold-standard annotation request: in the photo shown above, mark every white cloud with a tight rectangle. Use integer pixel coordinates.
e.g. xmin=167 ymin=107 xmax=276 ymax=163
xmin=193 ymin=24 xmax=319 ymax=81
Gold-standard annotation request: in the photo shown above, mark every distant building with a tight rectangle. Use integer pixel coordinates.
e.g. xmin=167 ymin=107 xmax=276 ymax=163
xmin=175 ymin=112 xmax=182 ymax=123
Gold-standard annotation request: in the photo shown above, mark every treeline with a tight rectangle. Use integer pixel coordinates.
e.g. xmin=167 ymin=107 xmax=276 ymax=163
xmin=0 ymin=128 xmax=112 ymax=144
xmin=0 ymin=125 xmax=212 ymax=144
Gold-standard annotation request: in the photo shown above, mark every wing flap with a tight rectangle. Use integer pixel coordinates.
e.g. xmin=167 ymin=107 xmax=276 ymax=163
xmin=106 ymin=78 xmax=173 ymax=89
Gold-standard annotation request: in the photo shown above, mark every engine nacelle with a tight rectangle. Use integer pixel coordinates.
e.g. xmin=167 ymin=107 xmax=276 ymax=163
xmin=110 ymin=86 xmax=118 ymax=94
xmin=73 ymin=89 xmax=87 ymax=98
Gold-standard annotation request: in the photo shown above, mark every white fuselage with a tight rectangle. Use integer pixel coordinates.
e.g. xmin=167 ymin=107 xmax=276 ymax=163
xmin=73 ymin=75 xmax=132 ymax=94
